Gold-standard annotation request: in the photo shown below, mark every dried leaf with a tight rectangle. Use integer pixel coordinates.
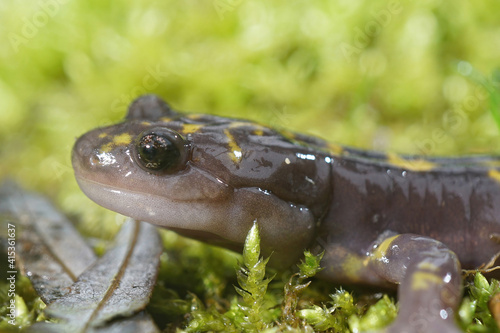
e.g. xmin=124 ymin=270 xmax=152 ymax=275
xmin=32 ymin=219 xmax=162 ymax=332
xmin=0 ymin=181 xmax=96 ymax=303
xmin=0 ymin=182 xmax=162 ymax=333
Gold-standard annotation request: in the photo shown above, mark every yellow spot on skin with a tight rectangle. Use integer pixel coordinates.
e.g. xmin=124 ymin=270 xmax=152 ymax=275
xmin=98 ymin=132 xmax=108 ymax=139
xmin=341 ymin=253 xmax=366 ymax=283
xmin=159 ymin=117 xmax=172 ymax=122
xmin=100 ymin=142 xmax=114 ymax=153
xmin=99 ymin=133 xmax=132 ymax=153
xmin=285 ymin=158 xmax=291 ymax=164
xmin=411 ymin=271 xmax=444 ymax=290
xmin=224 ymin=128 xmax=242 ymax=163
xmin=181 ymin=123 xmax=204 ymax=134
xmin=417 ymin=262 xmax=439 ymax=271
xmin=373 ymin=235 xmax=399 ymax=261
xmin=327 ymin=143 xmax=344 ymax=155
xmin=281 ymin=130 xmax=297 ymax=141
xmin=362 ymin=256 xmax=371 ymax=267
xmin=228 ymin=121 xmax=250 ymax=129
xmin=186 ymin=114 xmax=204 ymax=120
xmin=489 ymin=169 xmax=500 ymax=183
xmin=141 ymin=121 xmax=152 ymax=126
xmin=112 ymin=133 xmax=132 ymax=145
xmin=387 ymin=153 xmax=436 ymax=172
xmin=254 ymin=129 xmax=264 ymax=136
xmin=226 ymin=121 xmax=268 ymax=136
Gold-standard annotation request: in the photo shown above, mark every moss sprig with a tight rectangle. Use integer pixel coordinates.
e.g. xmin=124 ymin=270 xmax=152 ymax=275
xmin=234 ymin=221 xmax=276 ymax=332
xmin=282 ymin=251 xmax=324 ymax=327
xmin=458 ymin=272 xmax=500 ymax=332
xmin=184 ymin=221 xmax=277 ymax=332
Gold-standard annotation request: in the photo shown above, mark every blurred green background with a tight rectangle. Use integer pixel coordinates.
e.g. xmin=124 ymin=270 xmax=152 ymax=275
xmin=0 ymin=0 xmax=499 ymax=232
xmin=1 ymin=0 xmax=500 ymax=330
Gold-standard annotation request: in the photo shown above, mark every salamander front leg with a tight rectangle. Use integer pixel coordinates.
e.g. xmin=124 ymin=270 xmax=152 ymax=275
xmin=367 ymin=234 xmax=463 ymax=333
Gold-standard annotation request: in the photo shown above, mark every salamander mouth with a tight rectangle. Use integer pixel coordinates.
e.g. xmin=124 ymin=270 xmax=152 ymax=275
xmin=73 ymin=172 xmax=243 ymax=240
xmin=74 ymin=175 xmax=243 ymax=251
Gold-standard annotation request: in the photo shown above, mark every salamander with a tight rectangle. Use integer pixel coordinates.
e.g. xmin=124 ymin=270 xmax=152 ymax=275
xmin=72 ymin=95 xmax=500 ymax=333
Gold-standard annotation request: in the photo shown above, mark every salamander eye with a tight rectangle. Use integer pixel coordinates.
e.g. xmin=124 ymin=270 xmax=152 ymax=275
xmin=134 ymin=128 xmax=189 ymax=173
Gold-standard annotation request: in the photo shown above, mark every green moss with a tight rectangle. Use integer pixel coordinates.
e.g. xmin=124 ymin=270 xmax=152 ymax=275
xmin=150 ymin=225 xmax=500 ymax=332
xmin=458 ymin=273 xmax=500 ymax=332
xmin=298 ymin=289 xmax=361 ymax=332
xmin=182 ymin=222 xmax=278 ymax=332
xmin=282 ymin=251 xmax=324 ymax=328
xmin=348 ymin=295 xmax=397 ymax=332
xmin=0 ymin=275 xmax=45 ymax=331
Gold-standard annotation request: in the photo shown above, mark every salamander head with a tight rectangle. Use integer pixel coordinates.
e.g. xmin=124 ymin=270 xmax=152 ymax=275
xmin=72 ymin=95 xmax=332 ymax=267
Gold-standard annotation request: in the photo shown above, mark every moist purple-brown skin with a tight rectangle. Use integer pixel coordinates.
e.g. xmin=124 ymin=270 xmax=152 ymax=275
xmin=73 ymin=95 xmax=500 ymax=333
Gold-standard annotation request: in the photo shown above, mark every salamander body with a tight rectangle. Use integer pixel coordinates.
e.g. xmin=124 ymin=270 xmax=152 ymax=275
xmin=72 ymin=95 xmax=500 ymax=333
